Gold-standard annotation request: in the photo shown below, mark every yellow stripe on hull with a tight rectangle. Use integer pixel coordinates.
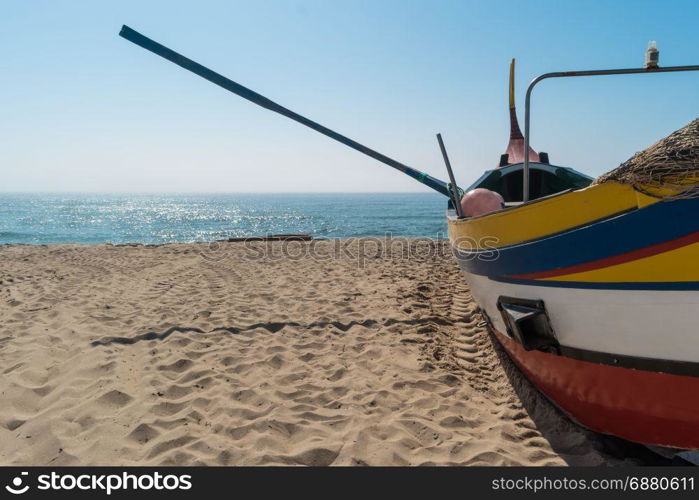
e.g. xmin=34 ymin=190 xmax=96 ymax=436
xmin=545 ymin=241 xmax=699 ymax=283
xmin=448 ymin=181 xmax=663 ymax=250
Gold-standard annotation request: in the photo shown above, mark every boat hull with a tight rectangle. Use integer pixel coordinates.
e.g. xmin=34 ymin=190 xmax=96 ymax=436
xmin=448 ymin=181 xmax=699 ymax=449
xmin=493 ymin=327 xmax=699 ymax=449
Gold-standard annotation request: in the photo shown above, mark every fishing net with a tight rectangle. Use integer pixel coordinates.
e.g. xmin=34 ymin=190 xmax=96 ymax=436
xmin=593 ymin=118 xmax=699 ymax=199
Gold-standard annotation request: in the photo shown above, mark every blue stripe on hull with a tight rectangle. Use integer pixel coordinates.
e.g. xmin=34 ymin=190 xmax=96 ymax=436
xmin=455 ymin=197 xmax=699 ymax=278
xmin=490 ymin=277 xmax=699 ymax=290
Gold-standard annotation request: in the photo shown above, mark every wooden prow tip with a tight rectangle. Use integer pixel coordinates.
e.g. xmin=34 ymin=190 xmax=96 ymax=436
xmin=501 ymin=58 xmax=539 ymax=166
xmin=508 ymin=58 xmax=523 ymax=140
xmin=509 ymin=58 xmax=516 ymax=110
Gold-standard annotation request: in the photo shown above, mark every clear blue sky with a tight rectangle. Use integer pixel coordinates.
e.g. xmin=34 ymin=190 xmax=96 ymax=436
xmin=2 ymin=0 xmax=698 ymax=193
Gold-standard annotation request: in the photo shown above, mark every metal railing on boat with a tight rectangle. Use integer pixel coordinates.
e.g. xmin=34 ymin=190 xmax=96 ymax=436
xmin=523 ymin=60 xmax=699 ymax=202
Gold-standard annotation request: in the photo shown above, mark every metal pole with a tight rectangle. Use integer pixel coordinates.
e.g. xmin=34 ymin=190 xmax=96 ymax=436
xmin=436 ymin=133 xmax=465 ymax=218
xmin=119 ymin=25 xmax=453 ymax=198
xmin=523 ymin=64 xmax=699 ymax=202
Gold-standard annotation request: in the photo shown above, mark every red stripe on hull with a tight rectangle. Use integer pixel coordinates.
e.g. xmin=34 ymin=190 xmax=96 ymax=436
xmin=494 ymin=330 xmax=699 ymax=449
xmin=510 ymin=231 xmax=699 ymax=280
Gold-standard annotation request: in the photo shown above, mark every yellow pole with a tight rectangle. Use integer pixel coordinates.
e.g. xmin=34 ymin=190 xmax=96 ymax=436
xmin=509 ymin=58 xmax=516 ymax=109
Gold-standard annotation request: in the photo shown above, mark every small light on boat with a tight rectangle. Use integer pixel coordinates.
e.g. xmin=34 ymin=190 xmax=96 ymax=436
xmin=645 ymin=40 xmax=659 ymax=68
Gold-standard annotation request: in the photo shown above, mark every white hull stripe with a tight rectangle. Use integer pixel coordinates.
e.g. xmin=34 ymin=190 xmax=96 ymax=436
xmin=459 ymin=272 xmax=699 ymax=364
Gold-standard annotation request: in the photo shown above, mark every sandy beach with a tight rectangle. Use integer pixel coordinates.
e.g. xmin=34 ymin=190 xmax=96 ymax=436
xmin=0 ymin=239 xmax=659 ymax=466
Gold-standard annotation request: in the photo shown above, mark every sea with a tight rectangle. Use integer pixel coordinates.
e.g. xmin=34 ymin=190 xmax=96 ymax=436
xmin=0 ymin=193 xmax=449 ymax=245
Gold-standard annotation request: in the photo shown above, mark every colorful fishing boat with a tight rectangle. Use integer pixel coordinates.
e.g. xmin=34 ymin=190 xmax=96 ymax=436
xmin=119 ymin=26 xmax=699 ymax=449
xmin=449 ymin=62 xmax=699 ymax=449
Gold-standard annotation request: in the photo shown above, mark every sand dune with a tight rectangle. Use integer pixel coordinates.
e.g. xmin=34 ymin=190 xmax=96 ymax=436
xmin=0 ymin=239 xmax=658 ymax=465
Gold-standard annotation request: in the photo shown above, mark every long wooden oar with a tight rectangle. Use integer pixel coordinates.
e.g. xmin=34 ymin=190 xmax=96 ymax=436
xmin=119 ymin=25 xmax=452 ymax=198
xmin=436 ymin=134 xmax=465 ymax=217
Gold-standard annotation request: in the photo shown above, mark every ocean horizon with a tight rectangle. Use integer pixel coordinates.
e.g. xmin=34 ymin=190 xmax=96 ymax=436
xmin=0 ymin=192 xmax=449 ymax=245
